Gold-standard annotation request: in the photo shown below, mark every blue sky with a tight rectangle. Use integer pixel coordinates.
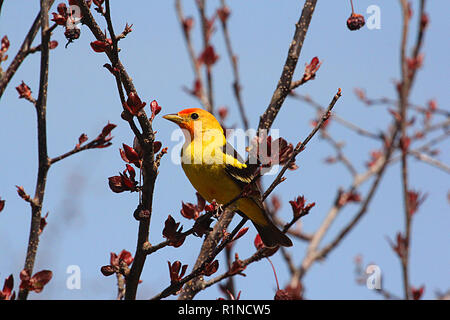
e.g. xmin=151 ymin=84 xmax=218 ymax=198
xmin=0 ymin=0 xmax=448 ymax=300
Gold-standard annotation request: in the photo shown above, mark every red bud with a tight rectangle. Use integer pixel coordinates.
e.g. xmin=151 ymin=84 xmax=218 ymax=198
xmin=100 ymin=265 xmax=115 ymax=276
xmin=198 ymin=45 xmax=219 ymax=67
xmin=118 ymin=250 xmax=134 ymax=266
xmin=16 ymin=81 xmax=32 ymax=100
xmin=217 ymin=6 xmax=231 ymax=23
xmin=203 ymin=260 xmax=219 ymax=276
xmin=51 ymin=13 xmax=67 ymax=25
xmin=90 ymin=40 xmax=110 ymax=53
xmin=150 ymin=100 xmax=162 ymax=119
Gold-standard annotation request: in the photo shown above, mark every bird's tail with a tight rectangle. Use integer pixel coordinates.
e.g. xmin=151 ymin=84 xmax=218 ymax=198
xmin=253 ymin=220 xmax=292 ymax=248
xmin=235 ymin=200 xmax=293 ymax=248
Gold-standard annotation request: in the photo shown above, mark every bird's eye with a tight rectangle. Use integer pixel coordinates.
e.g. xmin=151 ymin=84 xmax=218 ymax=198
xmin=190 ymin=113 xmax=199 ymax=120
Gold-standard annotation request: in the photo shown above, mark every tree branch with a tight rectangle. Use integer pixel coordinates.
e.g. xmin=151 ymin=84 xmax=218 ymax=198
xmin=18 ymin=0 xmax=52 ymax=300
xmin=219 ymin=0 xmax=249 ymax=130
xmin=258 ymin=0 xmax=317 ymax=132
xmin=263 ymin=88 xmax=342 ymax=200
xmin=175 ymin=0 xmax=211 ymax=110
xmin=290 ymin=92 xmax=382 ymax=141
xmin=77 ymin=0 xmax=159 ymax=300
xmin=152 ymin=217 xmax=248 ymax=300
xmin=0 ymin=0 xmax=55 ymax=99
xmin=397 ymin=0 xmax=427 ymax=300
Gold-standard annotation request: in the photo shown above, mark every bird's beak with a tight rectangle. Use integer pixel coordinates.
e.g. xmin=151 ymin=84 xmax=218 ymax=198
xmin=163 ymin=113 xmax=183 ymax=124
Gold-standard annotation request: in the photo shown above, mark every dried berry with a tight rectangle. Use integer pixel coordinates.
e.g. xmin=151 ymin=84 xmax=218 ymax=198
xmin=347 ymin=13 xmax=365 ymax=30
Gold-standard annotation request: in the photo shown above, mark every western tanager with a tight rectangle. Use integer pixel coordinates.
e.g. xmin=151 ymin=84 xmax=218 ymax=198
xmin=163 ymin=108 xmax=292 ymax=247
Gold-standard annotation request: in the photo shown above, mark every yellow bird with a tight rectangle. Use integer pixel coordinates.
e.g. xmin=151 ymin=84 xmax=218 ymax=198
xmin=163 ymin=108 xmax=292 ymax=247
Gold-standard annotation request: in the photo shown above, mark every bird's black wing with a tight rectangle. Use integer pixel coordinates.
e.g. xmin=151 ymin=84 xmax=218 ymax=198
xmin=222 ymin=142 xmax=260 ymax=189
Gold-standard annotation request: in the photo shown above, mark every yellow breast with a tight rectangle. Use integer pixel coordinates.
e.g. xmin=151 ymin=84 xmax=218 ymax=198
xmin=181 ymin=140 xmax=242 ymax=204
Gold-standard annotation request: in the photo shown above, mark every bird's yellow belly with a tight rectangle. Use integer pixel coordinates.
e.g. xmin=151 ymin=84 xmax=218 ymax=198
xmin=182 ymin=163 xmax=241 ymax=204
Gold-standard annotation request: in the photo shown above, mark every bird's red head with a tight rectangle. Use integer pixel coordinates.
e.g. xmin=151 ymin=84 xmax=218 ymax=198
xmin=163 ymin=108 xmax=222 ymax=141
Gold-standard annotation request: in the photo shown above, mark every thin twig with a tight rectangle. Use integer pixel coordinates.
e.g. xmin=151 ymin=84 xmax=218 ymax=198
xmin=263 ymin=88 xmax=342 ymax=200
xmin=355 ymin=94 xmax=450 ymax=118
xmin=78 ymin=0 xmax=159 ymax=300
xmin=397 ymin=0 xmax=427 ymax=300
xmin=18 ymin=0 xmax=52 ymax=300
xmin=398 ymin=0 xmax=412 ymax=299
xmin=116 ymin=273 xmax=125 ymax=300
xmin=0 ymin=0 xmax=56 ymax=99
xmin=291 ymin=92 xmax=382 ymax=140
xmin=298 ymin=126 xmax=399 ymax=280
xmin=49 ymin=134 xmax=113 ymax=165
xmin=258 ymin=0 xmax=317 ymax=132
xmin=151 ymin=217 xmax=248 ymax=300
xmin=409 ymin=150 xmax=450 ymax=174
xmin=175 ymin=0 xmax=211 ymax=110
xmin=219 ymin=0 xmax=249 ymax=130
xmin=177 ymin=209 xmax=235 ymax=300
xmin=321 ymin=131 xmax=358 ymax=177
xmin=196 ymin=0 xmax=214 ymax=113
